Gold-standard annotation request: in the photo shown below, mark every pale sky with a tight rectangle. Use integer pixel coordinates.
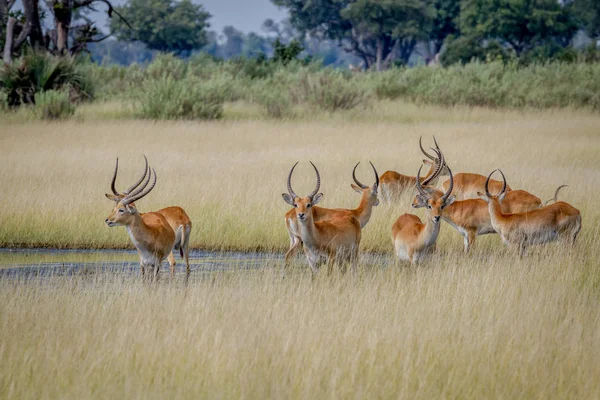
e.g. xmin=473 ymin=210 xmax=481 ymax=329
xmin=13 ymin=0 xmax=288 ymax=34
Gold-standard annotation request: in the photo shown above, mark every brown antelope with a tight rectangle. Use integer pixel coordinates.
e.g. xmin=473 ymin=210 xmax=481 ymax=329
xmin=379 ymin=136 xmax=449 ymax=201
xmin=414 ymin=175 xmax=567 ymax=252
xmin=442 ymin=172 xmax=513 ymax=200
xmin=391 ymin=164 xmax=454 ymax=263
xmin=106 ymin=157 xmax=192 ymax=278
xmin=478 ymin=170 xmax=581 ymax=257
xmin=282 ymin=162 xmax=361 ymax=275
xmin=105 ymin=161 xmax=175 ymax=281
xmin=283 ymin=161 xmax=379 ymax=265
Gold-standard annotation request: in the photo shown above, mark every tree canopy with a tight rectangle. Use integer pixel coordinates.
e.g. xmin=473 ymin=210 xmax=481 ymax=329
xmin=110 ymin=0 xmax=211 ymax=55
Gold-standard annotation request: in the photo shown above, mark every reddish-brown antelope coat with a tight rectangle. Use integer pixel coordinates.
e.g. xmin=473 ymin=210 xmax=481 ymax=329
xmin=282 ymin=162 xmax=361 ymax=275
xmin=478 ymin=170 xmax=581 ymax=257
xmin=380 ymin=137 xmax=449 ymax=202
xmin=105 ymin=160 xmax=175 ymax=281
xmin=106 ymin=157 xmax=193 ymax=278
xmin=392 ymin=161 xmax=454 ymax=264
xmin=442 ymin=172 xmax=513 ymax=200
xmin=284 ymin=161 xmax=379 ymax=265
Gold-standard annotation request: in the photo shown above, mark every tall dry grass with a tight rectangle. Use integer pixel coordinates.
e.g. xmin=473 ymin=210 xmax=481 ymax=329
xmin=1 ymin=101 xmax=600 ymax=398
xmin=0 ymin=101 xmax=598 ymax=254
xmin=0 ymin=255 xmax=599 ymax=399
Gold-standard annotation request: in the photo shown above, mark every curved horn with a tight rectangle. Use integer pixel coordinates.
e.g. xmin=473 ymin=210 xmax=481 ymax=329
xmin=485 ymin=169 xmax=497 ymax=198
xmin=309 ymin=161 xmax=321 ymax=199
xmin=287 ymin=162 xmax=299 ymax=200
xmin=544 ymin=184 xmax=568 ymax=206
xmin=352 ymin=162 xmax=368 ymax=189
xmin=369 ymin=161 xmax=379 ymax=188
xmin=123 ymin=168 xmax=157 ymax=206
xmin=123 ymin=155 xmax=149 ymax=195
xmin=441 ymin=165 xmax=454 ymax=205
xmin=124 ymin=164 xmax=151 ymax=201
xmin=110 ymin=157 xmax=120 ymax=195
xmin=419 ymin=136 xmax=436 ymax=161
xmin=433 ymin=136 xmax=441 ymax=151
xmin=415 ymin=165 xmax=429 ymax=198
xmin=497 ymin=169 xmax=507 ymax=196
xmin=422 ymin=147 xmax=445 ymax=186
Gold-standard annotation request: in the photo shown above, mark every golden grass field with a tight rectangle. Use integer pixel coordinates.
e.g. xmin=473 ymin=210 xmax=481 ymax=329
xmin=1 ymin=101 xmax=600 ymax=398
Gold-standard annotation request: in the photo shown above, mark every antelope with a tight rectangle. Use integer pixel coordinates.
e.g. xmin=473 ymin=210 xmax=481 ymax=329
xmin=391 ymin=163 xmax=454 ymax=263
xmin=442 ymin=172 xmax=513 ymax=200
xmin=478 ymin=170 xmax=581 ymax=257
xmin=414 ymin=175 xmax=567 ymax=252
xmin=105 ymin=156 xmax=192 ymax=278
xmin=283 ymin=161 xmax=379 ymax=265
xmin=379 ymin=136 xmax=449 ymax=202
xmin=104 ymin=160 xmax=175 ymax=281
xmin=282 ymin=162 xmax=361 ymax=275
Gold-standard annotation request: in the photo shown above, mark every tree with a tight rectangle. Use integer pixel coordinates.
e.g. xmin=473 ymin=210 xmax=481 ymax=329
xmin=460 ymin=0 xmax=578 ymax=56
xmin=428 ymin=0 xmax=460 ymax=55
xmin=568 ymin=0 xmax=600 ymax=41
xmin=272 ymin=0 xmax=434 ymax=70
xmin=111 ymin=0 xmax=211 ymax=55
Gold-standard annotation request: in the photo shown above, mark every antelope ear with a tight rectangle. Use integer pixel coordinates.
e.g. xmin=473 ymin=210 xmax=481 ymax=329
xmin=498 ymin=191 xmax=507 ymax=203
xmin=350 ymin=184 xmax=363 ymax=194
xmin=423 ymin=159 xmax=433 ymax=165
xmin=444 ymin=195 xmax=456 ymax=207
xmin=282 ymin=193 xmax=295 ymax=206
xmin=125 ymin=204 xmax=137 ymax=213
xmin=312 ymin=193 xmax=324 ymax=205
xmin=476 ymin=192 xmax=488 ymax=201
xmin=105 ymin=193 xmax=120 ymax=201
xmin=412 ymin=195 xmax=428 ymax=208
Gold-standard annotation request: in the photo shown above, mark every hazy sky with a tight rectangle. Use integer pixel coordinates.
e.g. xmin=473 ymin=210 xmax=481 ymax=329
xmin=13 ymin=0 xmax=288 ymax=33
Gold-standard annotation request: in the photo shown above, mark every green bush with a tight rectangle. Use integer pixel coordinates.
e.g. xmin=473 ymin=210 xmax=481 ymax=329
xmin=34 ymin=90 xmax=76 ymax=120
xmin=0 ymin=52 xmax=93 ymax=107
xmin=0 ymin=90 xmax=7 ymax=111
xmin=293 ymin=70 xmax=369 ymax=111
xmin=132 ymin=76 xmax=225 ymax=120
xmin=255 ymin=88 xmax=294 ymax=118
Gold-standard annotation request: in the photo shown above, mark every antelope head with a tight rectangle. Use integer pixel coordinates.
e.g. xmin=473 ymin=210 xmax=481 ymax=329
xmin=282 ymin=162 xmax=323 ymax=223
xmin=420 ymin=136 xmax=450 ymax=177
xmin=412 ymin=164 xmax=455 ymax=222
xmin=351 ymin=161 xmax=380 ymax=207
xmin=477 ymin=170 xmax=508 ymax=204
xmin=105 ymin=157 xmax=157 ymax=227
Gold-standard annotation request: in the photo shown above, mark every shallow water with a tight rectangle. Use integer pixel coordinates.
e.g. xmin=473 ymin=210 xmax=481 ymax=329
xmin=0 ymin=248 xmax=282 ymax=278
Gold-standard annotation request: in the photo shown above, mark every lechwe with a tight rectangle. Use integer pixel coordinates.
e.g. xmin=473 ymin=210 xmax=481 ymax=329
xmin=379 ymin=136 xmax=449 ymax=202
xmin=442 ymin=172 xmax=512 ymax=201
xmin=105 ymin=160 xmax=175 ymax=281
xmin=283 ymin=161 xmax=379 ymax=265
xmin=282 ymin=162 xmax=361 ymax=275
xmin=106 ymin=156 xmax=192 ymax=278
xmin=392 ymin=164 xmax=454 ymax=264
xmin=413 ymin=172 xmax=566 ymax=252
xmin=478 ymin=170 xmax=581 ymax=257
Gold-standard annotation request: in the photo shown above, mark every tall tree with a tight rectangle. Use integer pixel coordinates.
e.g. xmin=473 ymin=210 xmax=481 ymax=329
xmin=428 ymin=0 xmax=460 ymax=54
xmin=568 ymin=0 xmax=600 ymax=41
xmin=272 ymin=0 xmax=434 ymax=70
xmin=110 ymin=0 xmax=210 ymax=55
xmin=460 ymin=0 xmax=578 ymax=56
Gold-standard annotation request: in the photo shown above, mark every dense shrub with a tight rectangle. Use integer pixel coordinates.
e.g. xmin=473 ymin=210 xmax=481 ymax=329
xmin=33 ymin=90 xmax=76 ymax=120
xmin=255 ymin=87 xmax=294 ymax=118
xmin=132 ymin=76 xmax=225 ymax=120
xmin=292 ymin=70 xmax=369 ymax=111
xmin=0 ymin=52 xmax=93 ymax=107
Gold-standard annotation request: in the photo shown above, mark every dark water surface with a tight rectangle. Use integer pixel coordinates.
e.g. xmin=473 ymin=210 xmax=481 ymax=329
xmin=0 ymin=248 xmax=282 ymax=278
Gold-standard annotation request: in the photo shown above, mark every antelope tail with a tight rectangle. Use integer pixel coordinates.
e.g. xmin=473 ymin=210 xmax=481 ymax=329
xmin=544 ymin=185 xmax=568 ymax=206
xmin=179 ymin=225 xmax=186 ymax=258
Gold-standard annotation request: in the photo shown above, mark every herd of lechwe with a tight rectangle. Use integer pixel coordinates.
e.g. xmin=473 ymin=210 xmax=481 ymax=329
xmin=104 ymin=137 xmax=581 ymax=280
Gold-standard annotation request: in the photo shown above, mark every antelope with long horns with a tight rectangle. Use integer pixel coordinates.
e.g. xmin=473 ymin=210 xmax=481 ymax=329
xmin=105 ymin=159 xmax=175 ymax=281
xmin=282 ymin=162 xmax=361 ymax=275
xmin=106 ymin=156 xmax=192 ymax=278
xmin=284 ymin=161 xmax=379 ymax=265
xmin=392 ymin=162 xmax=454 ymax=263
xmin=379 ymin=136 xmax=449 ymax=202
xmin=478 ymin=170 xmax=581 ymax=257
